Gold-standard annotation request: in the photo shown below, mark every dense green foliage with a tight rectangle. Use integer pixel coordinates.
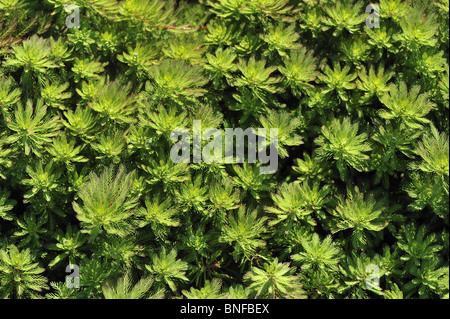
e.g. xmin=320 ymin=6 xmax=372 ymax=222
xmin=0 ymin=0 xmax=448 ymax=299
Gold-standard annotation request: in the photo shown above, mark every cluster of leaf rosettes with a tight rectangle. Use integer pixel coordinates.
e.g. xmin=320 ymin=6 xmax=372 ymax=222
xmin=0 ymin=0 xmax=448 ymax=299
